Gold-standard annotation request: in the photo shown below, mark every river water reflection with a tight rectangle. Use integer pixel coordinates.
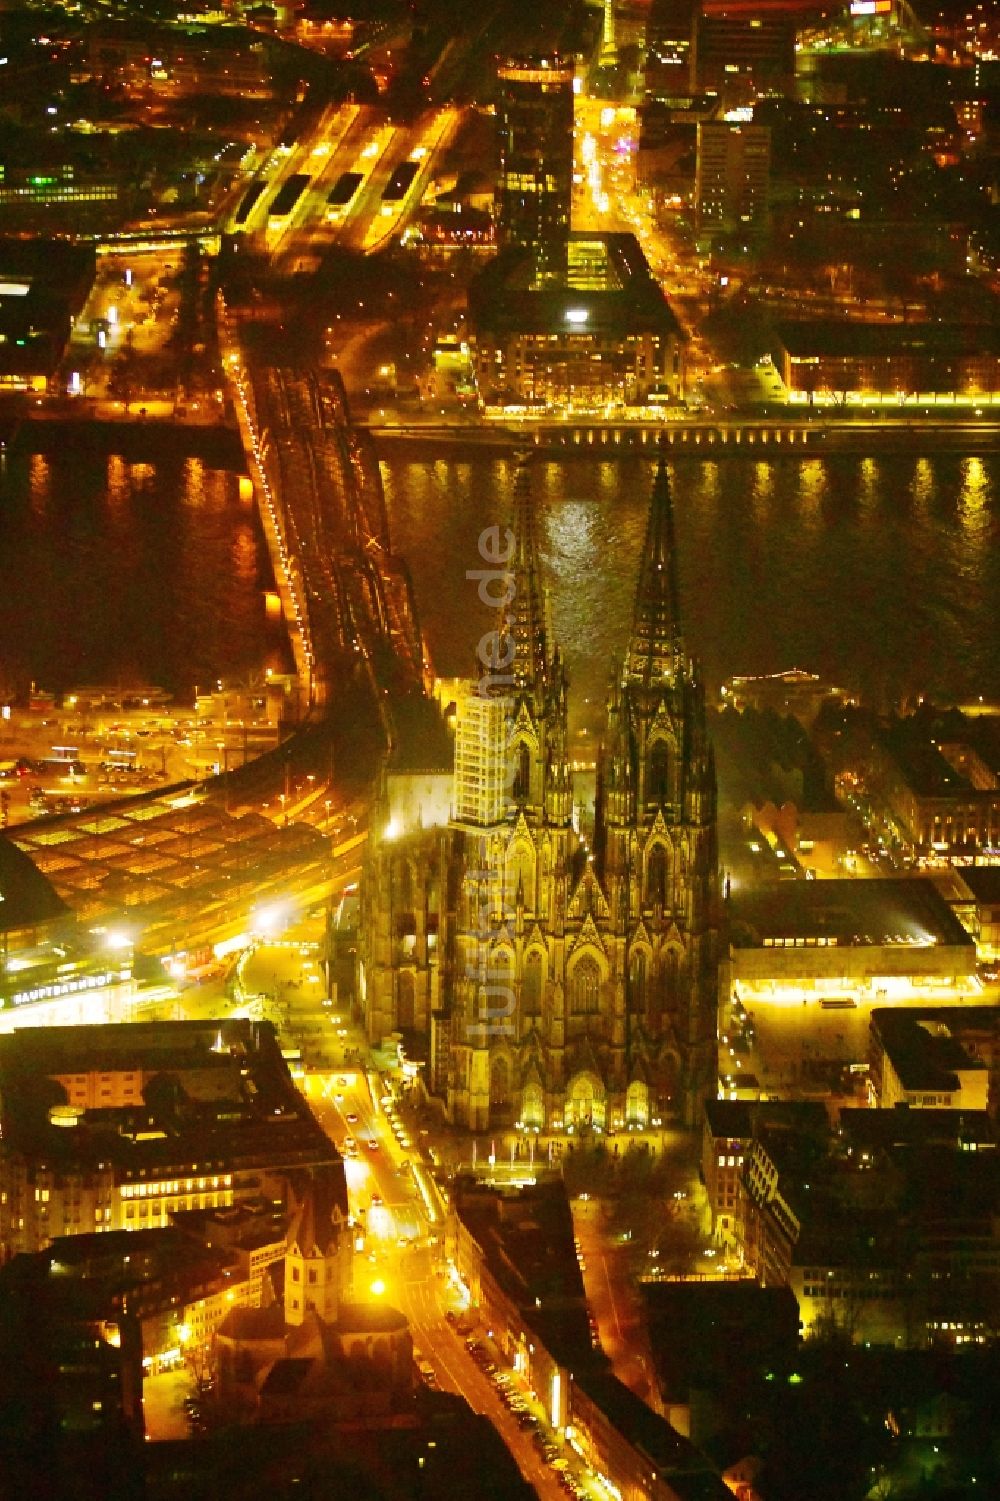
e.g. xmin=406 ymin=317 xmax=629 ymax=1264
xmin=382 ymin=450 xmax=1000 ymax=740
xmin=1 ymin=447 xmax=997 ymax=732
xmin=0 ymin=450 xmax=287 ymax=699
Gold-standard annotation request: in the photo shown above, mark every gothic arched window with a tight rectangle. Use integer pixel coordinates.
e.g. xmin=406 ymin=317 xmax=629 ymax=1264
xmin=512 ymin=742 xmax=531 ymax=802
xmin=508 ymin=841 xmax=535 ymax=914
xmin=630 ymin=950 xmax=648 ymax=1013
xmin=522 ymin=1081 xmax=544 ymax=1130
xmin=646 ymin=844 xmax=668 ymax=909
xmin=523 ymin=949 xmax=544 ymax=1015
xmin=664 ymin=948 xmax=681 ymax=1010
xmin=486 ymin=947 xmax=515 ymax=1031
xmin=490 ymin=1054 xmax=510 ymax=1108
xmin=570 ymin=955 xmax=601 ymax=1016
xmin=397 ymin=971 xmax=415 ymax=1030
xmin=626 ymin=1079 xmax=649 ymax=1128
xmin=648 ymin=740 xmax=670 ymax=803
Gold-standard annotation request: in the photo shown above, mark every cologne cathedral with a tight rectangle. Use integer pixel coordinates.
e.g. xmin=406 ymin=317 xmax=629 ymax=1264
xmin=359 ymin=457 xmax=718 ymax=1131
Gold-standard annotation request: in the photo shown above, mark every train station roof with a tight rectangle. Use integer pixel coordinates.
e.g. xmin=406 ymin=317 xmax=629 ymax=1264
xmin=727 ymin=877 xmax=973 ymax=950
xmin=0 ymin=835 xmax=69 ymax=933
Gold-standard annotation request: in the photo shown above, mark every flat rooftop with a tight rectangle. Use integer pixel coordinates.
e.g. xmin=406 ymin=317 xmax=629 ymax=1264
xmin=774 ymin=320 xmax=1000 ymax=360
xmin=0 ymin=1019 xmax=345 ymax=1195
xmin=0 ymin=237 xmax=95 ymax=304
xmin=839 ymin=1105 xmax=996 ymax=1153
xmin=468 ymin=233 xmax=683 ymax=340
xmin=642 ymin=1281 xmax=799 ymax=1401
xmin=959 ymin=866 xmax=1000 ymax=904
xmin=870 ymin=1011 xmax=989 ymax=1093
xmin=704 ymin=1098 xmax=829 ymax=1139
xmin=453 ymin=1175 xmax=586 ymax=1313
xmin=869 ymin=1004 xmax=1000 ymax=1035
xmin=880 ymin=735 xmax=972 ymax=798
xmin=573 ymin=1367 xmax=733 ymax=1497
xmin=728 ymin=877 xmax=974 ymax=950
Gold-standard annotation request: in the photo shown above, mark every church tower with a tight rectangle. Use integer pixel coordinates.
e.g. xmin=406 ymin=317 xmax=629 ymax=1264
xmin=597 ymin=455 xmax=718 ymax=1125
xmin=449 ymin=459 xmax=576 ymax=1131
xmin=283 ymin=1176 xmax=347 ymax=1328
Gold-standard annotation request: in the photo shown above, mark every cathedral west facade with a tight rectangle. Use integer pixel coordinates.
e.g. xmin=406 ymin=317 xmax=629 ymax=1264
xmin=359 ymin=458 xmax=719 ymax=1132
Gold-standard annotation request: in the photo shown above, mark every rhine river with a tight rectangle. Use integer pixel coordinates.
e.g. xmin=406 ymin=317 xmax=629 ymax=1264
xmin=384 ymin=450 xmax=1000 ymax=739
xmin=1 ymin=447 xmax=998 ymax=730
xmin=0 ymin=450 xmax=289 ymax=702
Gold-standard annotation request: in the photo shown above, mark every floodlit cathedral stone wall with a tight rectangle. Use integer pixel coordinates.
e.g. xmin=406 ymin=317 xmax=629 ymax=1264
xmin=360 ymin=459 xmax=719 ymax=1130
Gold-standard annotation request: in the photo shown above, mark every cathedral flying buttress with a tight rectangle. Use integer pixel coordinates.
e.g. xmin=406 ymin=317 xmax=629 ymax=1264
xmin=359 ymin=455 xmax=719 ymax=1134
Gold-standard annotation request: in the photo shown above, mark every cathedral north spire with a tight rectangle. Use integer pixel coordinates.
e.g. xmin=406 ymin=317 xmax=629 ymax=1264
xmin=504 ymin=458 xmax=551 ymax=694
xmin=624 ymin=454 xmax=683 ymax=688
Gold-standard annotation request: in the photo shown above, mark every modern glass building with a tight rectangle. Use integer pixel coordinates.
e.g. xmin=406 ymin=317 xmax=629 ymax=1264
xmin=496 ymin=52 xmax=576 ymax=279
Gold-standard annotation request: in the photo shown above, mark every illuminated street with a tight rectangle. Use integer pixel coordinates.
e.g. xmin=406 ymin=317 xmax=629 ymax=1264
xmin=301 ymin=1069 xmax=580 ymax=1500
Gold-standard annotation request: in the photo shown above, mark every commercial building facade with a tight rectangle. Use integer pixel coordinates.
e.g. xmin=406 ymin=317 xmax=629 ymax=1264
xmin=868 ymin=1010 xmax=989 ymax=1112
xmin=496 ymin=53 xmax=576 ymax=277
xmin=722 ymin=878 xmax=979 ymax=1012
xmin=771 ymin=321 xmax=1000 ymax=406
xmin=694 ymin=121 xmax=770 ymax=229
xmin=0 ymin=238 xmax=96 ymax=390
xmin=737 ymin=1105 xmax=999 ymax=1347
xmin=0 ymin=1019 xmax=346 ymax=1263
xmin=449 ymin=1175 xmax=732 ymax=1501
xmin=869 ymin=1005 xmax=1000 ymax=1116
xmin=468 ymin=234 xmax=686 ymax=411
xmin=864 ymin=718 xmax=1000 ymax=861
xmin=692 ymin=7 xmax=796 ymax=104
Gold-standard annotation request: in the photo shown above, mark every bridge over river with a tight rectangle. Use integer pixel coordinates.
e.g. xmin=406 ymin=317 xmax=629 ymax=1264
xmin=227 ymin=352 xmax=429 ymax=720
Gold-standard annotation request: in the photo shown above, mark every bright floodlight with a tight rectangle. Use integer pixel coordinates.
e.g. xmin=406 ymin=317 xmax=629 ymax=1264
xmin=565 ymin=308 xmax=588 ymax=324
xmin=254 ymin=902 xmax=287 ymax=937
xmin=370 ymin=1278 xmax=386 ymax=1298
xmin=105 ymin=928 xmax=132 ymax=951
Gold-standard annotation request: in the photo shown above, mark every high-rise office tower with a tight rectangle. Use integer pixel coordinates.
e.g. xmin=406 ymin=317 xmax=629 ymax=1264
xmin=692 ymin=5 xmax=796 ymax=105
xmin=645 ymin=0 xmax=698 ymax=95
xmin=694 ymin=119 xmax=771 ymax=227
xmin=496 ymin=52 xmax=575 ymax=277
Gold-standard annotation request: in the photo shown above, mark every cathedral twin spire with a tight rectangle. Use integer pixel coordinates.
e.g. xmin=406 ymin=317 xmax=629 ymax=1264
xmin=503 ymin=459 xmax=551 ymax=695
xmin=499 ymin=459 xmax=572 ymax=827
xmin=625 ymin=453 xmax=685 ymax=689
xmin=504 ymin=452 xmax=686 ymax=706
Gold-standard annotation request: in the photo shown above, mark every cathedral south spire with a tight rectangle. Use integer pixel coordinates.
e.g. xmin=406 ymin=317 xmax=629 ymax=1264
xmin=595 ymin=451 xmax=719 ymax=1126
xmin=504 ymin=458 xmax=550 ymax=694
xmin=625 ymin=454 xmax=683 ymax=687
xmin=501 ymin=458 xmax=573 ymax=827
